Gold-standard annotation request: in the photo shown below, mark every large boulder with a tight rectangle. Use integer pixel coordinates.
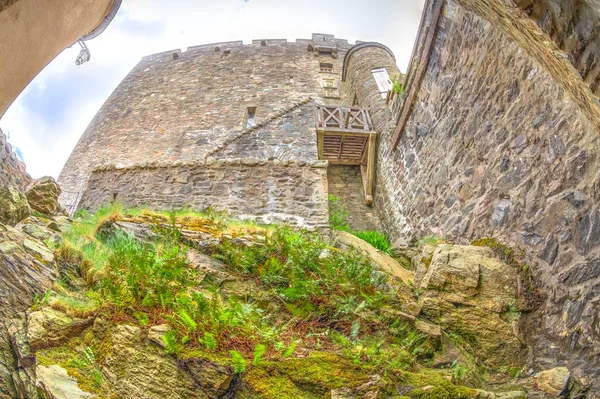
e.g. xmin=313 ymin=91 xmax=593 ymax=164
xmin=27 ymin=308 xmax=93 ymax=351
xmin=535 ymin=367 xmax=570 ymax=397
xmin=0 ymin=186 xmax=30 ymax=226
xmin=102 ymin=325 xmax=211 ymax=399
xmin=36 ymin=365 xmax=96 ymax=399
xmin=25 ymin=177 xmax=61 ymax=215
xmin=415 ymin=244 xmax=527 ymax=368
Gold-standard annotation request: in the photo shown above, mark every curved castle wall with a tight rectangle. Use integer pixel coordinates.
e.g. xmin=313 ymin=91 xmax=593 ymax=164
xmin=59 ymin=34 xmax=396 ymax=227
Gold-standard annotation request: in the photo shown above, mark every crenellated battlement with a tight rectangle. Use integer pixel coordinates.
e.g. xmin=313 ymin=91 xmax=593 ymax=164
xmin=140 ymin=33 xmax=357 ymax=62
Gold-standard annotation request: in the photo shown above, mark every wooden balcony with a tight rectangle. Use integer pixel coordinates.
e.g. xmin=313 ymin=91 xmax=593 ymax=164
xmin=316 ymin=105 xmax=377 ymax=205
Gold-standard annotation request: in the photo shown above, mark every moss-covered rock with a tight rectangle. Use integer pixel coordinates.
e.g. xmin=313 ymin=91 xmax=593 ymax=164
xmin=415 ymin=244 xmax=527 ymax=369
xmin=102 ymin=324 xmax=210 ymax=399
xmin=36 ymin=365 xmax=96 ymax=399
xmin=242 ymin=352 xmax=394 ymax=399
xmin=0 ymin=186 xmax=30 ymax=226
xmin=27 ymin=308 xmax=93 ymax=351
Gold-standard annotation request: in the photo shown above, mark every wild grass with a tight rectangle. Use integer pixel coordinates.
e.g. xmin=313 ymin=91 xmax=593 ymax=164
xmin=353 ymin=230 xmax=393 ymax=255
xmin=53 ymin=203 xmax=433 ymax=376
xmin=327 ymin=195 xmax=394 ymax=255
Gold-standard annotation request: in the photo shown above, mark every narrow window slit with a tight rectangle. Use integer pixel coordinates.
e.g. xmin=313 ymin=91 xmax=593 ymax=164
xmin=246 ymin=107 xmax=257 ymax=128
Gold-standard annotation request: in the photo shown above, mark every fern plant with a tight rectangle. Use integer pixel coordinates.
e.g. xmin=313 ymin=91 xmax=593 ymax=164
xmin=252 ymin=344 xmax=267 ymax=366
xmin=201 ymin=332 xmax=218 ymax=350
xmin=229 ymin=350 xmax=247 ymax=373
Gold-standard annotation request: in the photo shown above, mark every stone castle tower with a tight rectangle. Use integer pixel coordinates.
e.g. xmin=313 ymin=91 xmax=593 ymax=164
xmin=59 ymin=33 xmax=399 ymax=229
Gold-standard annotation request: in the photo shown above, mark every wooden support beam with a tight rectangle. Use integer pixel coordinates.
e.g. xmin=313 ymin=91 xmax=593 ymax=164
xmin=361 ymin=132 xmax=377 ymax=206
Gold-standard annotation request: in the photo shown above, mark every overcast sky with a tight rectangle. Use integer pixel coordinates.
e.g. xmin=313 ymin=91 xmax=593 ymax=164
xmin=0 ymin=0 xmax=424 ymax=179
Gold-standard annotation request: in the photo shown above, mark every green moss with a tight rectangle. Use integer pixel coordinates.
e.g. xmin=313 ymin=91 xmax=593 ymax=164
xmin=422 ymin=254 xmax=433 ymax=271
xmin=418 ymin=236 xmax=445 ymax=246
xmin=36 ymin=335 xmax=114 ymax=398
xmin=245 ymin=352 xmax=376 ymax=399
xmin=36 ymin=342 xmax=80 ymax=367
xmin=400 ymin=369 xmax=476 ymax=399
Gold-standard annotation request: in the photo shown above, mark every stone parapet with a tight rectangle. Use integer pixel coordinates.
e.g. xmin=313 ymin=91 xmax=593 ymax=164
xmin=78 ymin=159 xmax=329 ymax=229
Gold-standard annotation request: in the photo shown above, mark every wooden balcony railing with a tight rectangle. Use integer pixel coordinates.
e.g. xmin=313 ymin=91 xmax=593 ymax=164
xmin=315 ymin=105 xmax=377 ymax=205
xmin=316 ymin=105 xmax=375 ymax=133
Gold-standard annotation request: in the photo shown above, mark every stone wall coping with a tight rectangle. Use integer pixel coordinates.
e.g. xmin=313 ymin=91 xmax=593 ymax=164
xmin=91 ymin=158 xmax=329 ymax=173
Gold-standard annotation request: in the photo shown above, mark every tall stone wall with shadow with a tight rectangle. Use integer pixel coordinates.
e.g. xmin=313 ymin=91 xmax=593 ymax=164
xmin=374 ymin=0 xmax=600 ymax=386
xmin=58 ymin=34 xmax=353 ymax=205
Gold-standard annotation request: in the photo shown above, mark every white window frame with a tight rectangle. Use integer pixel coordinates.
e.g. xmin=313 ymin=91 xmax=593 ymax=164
xmin=371 ymin=67 xmax=393 ymax=98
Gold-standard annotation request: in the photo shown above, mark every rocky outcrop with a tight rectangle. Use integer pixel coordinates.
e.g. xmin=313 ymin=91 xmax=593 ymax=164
xmin=26 ymin=177 xmax=61 ymax=215
xmin=414 ymin=244 xmax=528 ymax=368
xmin=0 ymin=186 xmax=30 ymax=226
xmin=103 ymin=324 xmax=210 ymax=399
xmin=0 ymin=215 xmax=63 ymax=397
xmin=0 ymin=210 xmax=582 ymax=398
xmin=0 ymin=223 xmax=57 ymax=321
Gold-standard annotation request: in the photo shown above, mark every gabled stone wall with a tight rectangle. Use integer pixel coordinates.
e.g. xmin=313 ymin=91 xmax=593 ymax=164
xmin=375 ymin=0 xmax=600 ymax=387
xmin=58 ymin=34 xmax=353 ymax=206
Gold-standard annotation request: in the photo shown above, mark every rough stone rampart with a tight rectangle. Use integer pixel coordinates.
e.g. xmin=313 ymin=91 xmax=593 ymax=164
xmin=375 ymin=0 xmax=600 ymax=384
xmin=515 ymin=0 xmax=600 ymax=95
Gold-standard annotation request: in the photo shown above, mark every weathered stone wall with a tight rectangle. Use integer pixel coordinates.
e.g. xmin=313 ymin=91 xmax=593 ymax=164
xmin=375 ymin=0 xmax=600 ymax=386
xmin=59 ymin=34 xmax=353 ymax=204
xmin=0 ymin=128 xmax=30 ymax=190
xmin=515 ymin=0 xmax=600 ymax=95
xmin=327 ymin=165 xmax=379 ymax=232
xmin=211 ymin=101 xmax=318 ymax=162
xmin=78 ymin=160 xmax=329 ymax=229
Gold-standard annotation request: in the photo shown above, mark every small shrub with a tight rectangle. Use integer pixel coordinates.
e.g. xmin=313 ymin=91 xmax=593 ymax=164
xmin=391 ymin=75 xmax=405 ymax=97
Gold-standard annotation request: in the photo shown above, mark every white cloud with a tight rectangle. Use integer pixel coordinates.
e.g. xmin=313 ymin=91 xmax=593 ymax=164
xmin=0 ymin=0 xmax=424 ymax=179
